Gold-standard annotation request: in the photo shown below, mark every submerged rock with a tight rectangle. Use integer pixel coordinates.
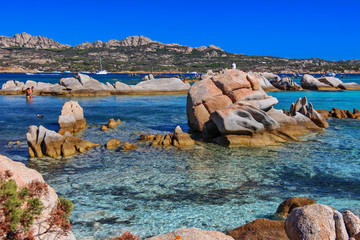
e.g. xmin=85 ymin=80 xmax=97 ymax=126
xmin=228 ymin=218 xmax=288 ymax=240
xmin=106 ymin=138 xmax=122 ymax=149
xmin=276 ymin=197 xmax=316 ymax=218
xmin=121 ymin=142 xmax=138 ymax=150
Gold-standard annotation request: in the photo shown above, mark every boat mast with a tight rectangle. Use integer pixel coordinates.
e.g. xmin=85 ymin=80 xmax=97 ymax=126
xmin=99 ymin=57 xmax=103 ymax=71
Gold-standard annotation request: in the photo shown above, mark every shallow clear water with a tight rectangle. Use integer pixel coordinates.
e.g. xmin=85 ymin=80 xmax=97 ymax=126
xmin=0 ymin=79 xmax=360 ymax=239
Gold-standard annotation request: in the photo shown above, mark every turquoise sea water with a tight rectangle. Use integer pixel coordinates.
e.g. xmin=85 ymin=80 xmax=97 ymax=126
xmin=0 ymin=74 xmax=360 ymax=239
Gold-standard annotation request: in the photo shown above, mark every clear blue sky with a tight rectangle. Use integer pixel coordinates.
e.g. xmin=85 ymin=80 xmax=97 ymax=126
xmin=1 ymin=0 xmax=359 ymax=60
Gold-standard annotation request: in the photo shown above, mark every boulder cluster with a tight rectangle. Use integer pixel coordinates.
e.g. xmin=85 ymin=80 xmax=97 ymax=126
xmin=0 ymin=74 xmax=190 ymax=96
xmin=105 ymin=138 xmax=138 ymax=150
xmin=317 ymin=108 xmax=360 ymax=120
xmin=140 ymin=126 xmax=195 ymax=147
xmin=271 ymin=76 xmax=302 ymax=91
xmin=187 ymin=69 xmax=328 ymax=146
xmin=26 ymin=125 xmax=98 ymax=158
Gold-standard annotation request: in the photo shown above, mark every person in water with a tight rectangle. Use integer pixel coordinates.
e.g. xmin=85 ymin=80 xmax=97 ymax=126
xmin=25 ymin=86 xmax=34 ymax=99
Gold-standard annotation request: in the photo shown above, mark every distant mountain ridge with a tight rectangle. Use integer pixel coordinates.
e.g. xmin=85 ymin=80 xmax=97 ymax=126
xmin=0 ymin=32 xmax=223 ymax=52
xmin=0 ymin=32 xmax=71 ymax=49
xmin=0 ymin=33 xmax=359 ymax=73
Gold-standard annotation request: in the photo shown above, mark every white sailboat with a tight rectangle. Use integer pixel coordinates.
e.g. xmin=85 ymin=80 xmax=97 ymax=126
xmin=95 ymin=57 xmax=108 ymax=75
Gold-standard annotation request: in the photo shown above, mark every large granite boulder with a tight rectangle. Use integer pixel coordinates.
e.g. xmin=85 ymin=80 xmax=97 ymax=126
xmin=285 ymin=204 xmax=352 ymax=240
xmin=27 ymin=125 xmax=98 ymax=158
xmin=148 ymin=227 xmax=234 ymax=240
xmin=134 ymin=78 xmax=190 ymax=92
xmin=300 ymin=74 xmax=337 ymax=90
xmin=60 ymin=73 xmax=112 ymax=92
xmin=1 ymin=80 xmax=24 ymax=91
xmin=247 ymin=74 xmax=278 ymax=91
xmin=58 ymin=101 xmax=87 ymax=134
xmin=270 ymin=77 xmax=302 ymax=90
xmin=318 ymin=77 xmax=345 ymax=88
xmin=0 ymin=154 xmax=76 ymax=240
xmin=187 ymin=69 xmax=326 ymax=146
xmin=343 ymin=210 xmax=360 ymax=238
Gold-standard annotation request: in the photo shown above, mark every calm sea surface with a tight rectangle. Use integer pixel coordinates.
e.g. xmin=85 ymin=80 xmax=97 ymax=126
xmin=0 ymin=73 xmax=359 ymax=239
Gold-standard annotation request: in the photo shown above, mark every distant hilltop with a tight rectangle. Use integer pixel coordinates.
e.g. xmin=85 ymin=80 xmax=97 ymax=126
xmin=0 ymin=32 xmax=223 ymax=52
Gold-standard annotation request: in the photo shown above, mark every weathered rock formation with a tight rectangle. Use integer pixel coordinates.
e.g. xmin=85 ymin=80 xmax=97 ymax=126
xmin=270 ymin=76 xmax=302 ymax=90
xmin=58 ymin=101 xmax=87 ymax=134
xmin=27 ymin=125 xmax=98 ymax=158
xmin=301 ymin=74 xmax=360 ymax=90
xmin=0 ymin=74 xmax=190 ymax=96
xmin=289 ymin=96 xmax=329 ymax=128
xmin=187 ymin=69 xmax=327 ymax=146
xmin=0 ymin=154 xmax=75 ymax=239
xmin=284 ymin=204 xmax=359 ymax=240
xmin=140 ymin=126 xmax=195 ymax=147
xmin=148 ymin=227 xmax=234 ymax=240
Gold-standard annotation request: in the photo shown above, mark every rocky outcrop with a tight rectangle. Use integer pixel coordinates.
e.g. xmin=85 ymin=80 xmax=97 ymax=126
xmin=27 ymin=125 xmax=98 ymax=158
xmin=0 ymin=32 xmax=71 ymax=49
xmin=276 ymin=197 xmax=316 ymax=218
xmin=141 ymin=126 xmax=195 ymax=147
xmin=187 ymin=69 xmax=326 ymax=146
xmin=284 ymin=204 xmax=358 ymax=240
xmin=288 ymin=97 xmax=329 ymax=128
xmin=316 ymin=108 xmax=360 ymax=120
xmin=58 ymin=101 xmax=87 ymax=134
xmin=270 ymin=77 xmax=302 ymax=90
xmin=300 ymin=74 xmax=360 ymax=90
xmin=227 ymin=218 xmax=288 ymax=240
xmin=0 ymin=154 xmax=76 ymax=240
xmin=148 ymin=227 xmax=234 ymax=240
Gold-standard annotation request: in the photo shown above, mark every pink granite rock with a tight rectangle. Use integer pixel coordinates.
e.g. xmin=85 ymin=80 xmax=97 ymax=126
xmin=0 ymin=154 xmax=75 ymax=240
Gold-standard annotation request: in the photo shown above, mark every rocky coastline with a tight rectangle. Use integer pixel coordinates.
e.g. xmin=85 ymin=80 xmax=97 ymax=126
xmin=1 ymin=71 xmax=360 ymax=98
xmin=0 ymin=73 xmax=190 ymax=96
